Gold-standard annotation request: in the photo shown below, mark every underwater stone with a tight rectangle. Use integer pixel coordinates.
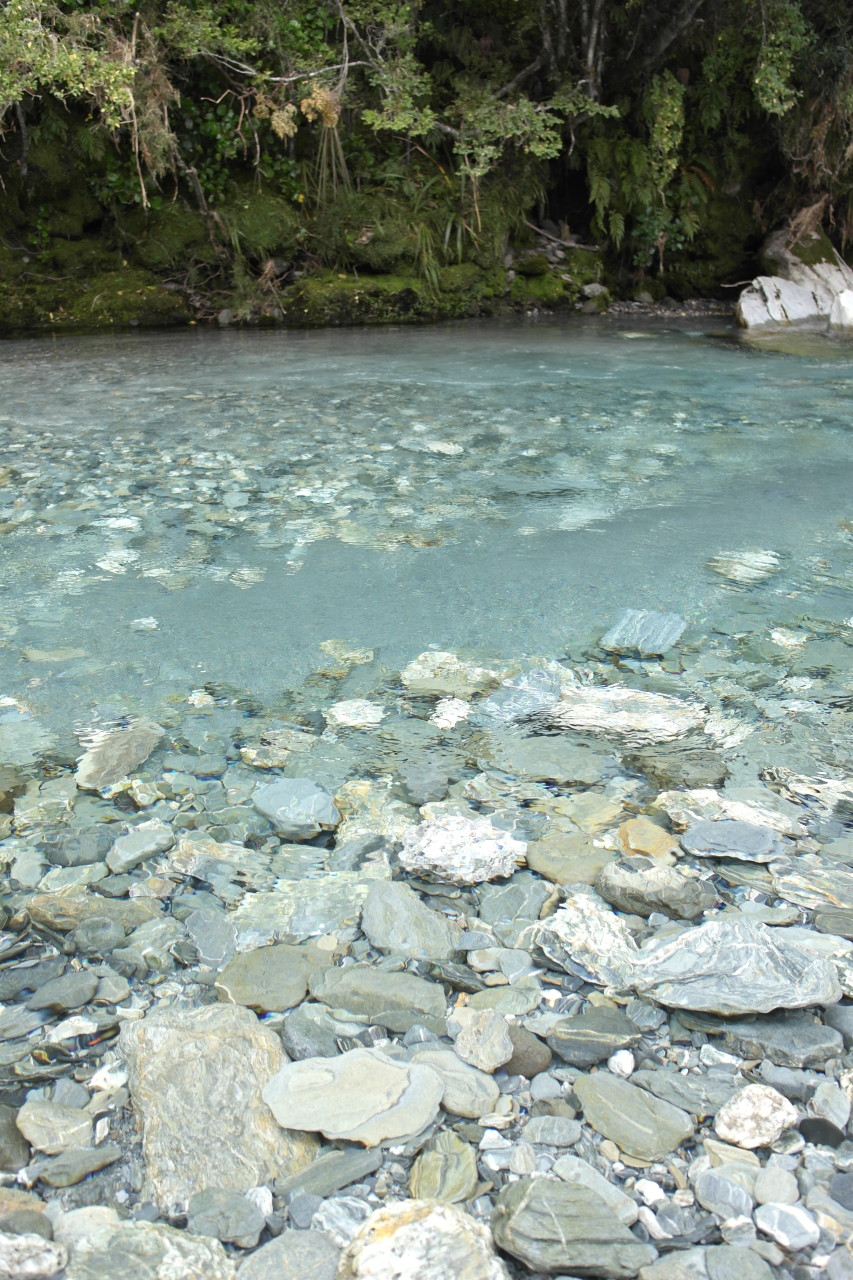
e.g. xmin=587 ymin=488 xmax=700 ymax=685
xmin=543 ymin=682 xmax=706 ymax=743
xmin=252 ymin=778 xmax=340 ymax=840
xmin=633 ymin=918 xmax=842 ymax=1014
xmin=399 ymin=813 xmax=526 ymax=885
xmin=74 ymin=720 xmax=163 ymax=791
xmin=599 ymin=609 xmax=686 ymax=656
xmin=680 ymin=819 xmax=786 ymax=863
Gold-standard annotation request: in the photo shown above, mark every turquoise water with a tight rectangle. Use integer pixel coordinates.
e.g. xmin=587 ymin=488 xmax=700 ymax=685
xmin=0 ymin=317 xmax=850 ymax=749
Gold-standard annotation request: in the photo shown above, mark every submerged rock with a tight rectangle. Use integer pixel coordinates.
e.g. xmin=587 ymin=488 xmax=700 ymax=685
xmin=680 ymin=818 xmax=786 ymax=863
xmin=359 ymin=880 xmax=459 ymax=958
xmin=532 ymin=887 xmax=637 ymax=987
xmin=252 ymin=778 xmax=340 ymax=840
xmin=400 ymin=651 xmax=503 ymax=698
xmin=599 ymin=609 xmax=686 ymax=656
xmin=399 ymin=814 xmax=526 ymax=884
xmin=74 ymin=720 xmax=163 ymax=791
xmin=706 ymin=550 xmax=780 ymax=585
xmin=543 ymin=682 xmax=706 ymax=744
xmin=633 ymin=918 xmax=842 ymax=1014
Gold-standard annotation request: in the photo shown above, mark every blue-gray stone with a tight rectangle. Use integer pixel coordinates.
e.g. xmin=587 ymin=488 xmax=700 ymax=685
xmin=599 ymin=609 xmax=686 ymax=656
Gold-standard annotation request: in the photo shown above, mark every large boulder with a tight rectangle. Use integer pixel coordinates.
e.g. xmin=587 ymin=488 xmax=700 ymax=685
xmin=737 ymin=227 xmax=853 ymax=333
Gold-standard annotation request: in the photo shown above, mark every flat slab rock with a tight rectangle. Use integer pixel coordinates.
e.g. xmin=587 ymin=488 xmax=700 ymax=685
xmin=359 ymin=880 xmax=459 ymax=959
xmin=724 ymin=1015 xmax=844 ymax=1068
xmin=236 ymin=1229 xmax=340 ymax=1280
xmin=574 ymin=1073 xmax=694 ymax=1161
xmin=680 ymin=819 xmax=787 ymax=863
xmin=309 ymin=964 xmax=446 ymax=1035
xmin=75 ymin=720 xmax=163 ymax=791
xmin=120 ymin=1003 xmax=316 ymax=1208
xmin=599 ymin=609 xmax=687 ymax=656
xmin=633 ymin=918 xmax=842 ymax=1014
xmin=262 ymin=1048 xmax=444 ymax=1147
xmin=492 ymin=1177 xmax=657 ymax=1277
xmin=340 ymin=1199 xmax=510 ymax=1280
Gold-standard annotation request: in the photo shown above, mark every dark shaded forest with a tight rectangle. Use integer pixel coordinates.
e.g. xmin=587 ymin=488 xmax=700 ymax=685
xmin=1 ymin=0 xmax=851 ymax=328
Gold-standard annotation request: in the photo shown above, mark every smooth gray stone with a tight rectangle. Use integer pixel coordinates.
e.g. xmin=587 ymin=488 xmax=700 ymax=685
xmin=0 ymin=1208 xmax=53 ymax=1239
xmin=276 ymin=1149 xmax=382 ymax=1201
xmin=552 ymin=1154 xmax=639 ymax=1224
xmin=262 ymin=1048 xmax=443 ymax=1146
xmin=824 ymin=1003 xmax=853 ymax=1047
xmin=753 ymin=1202 xmax=819 ymax=1250
xmin=69 ymin=916 xmax=127 ymax=956
xmin=408 ymin=1047 xmax=500 ymax=1119
xmin=694 ymin=1168 xmax=754 ymax=1219
xmin=186 ymin=909 xmax=237 ymax=968
xmin=309 ymin=965 xmax=446 ymax=1035
xmin=724 ymin=1015 xmax=843 ymax=1068
xmin=476 ymin=874 xmax=551 ymax=924
xmin=26 ymin=969 xmax=98 ymax=1012
xmin=75 ymin=720 xmax=163 ymax=791
xmin=704 ymin=1244 xmax=775 ymax=1280
xmin=360 ymin=881 xmax=458 ymax=959
xmin=596 ymin=858 xmax=717 ymax=920
xmin=681 ymin=819 xmax=786 ymax=863
xmin=623 ymin=747 xmax=728 ymax=791
xmin=253 ymin=779 xmax=340 ymax=840
xmin=815 ymin=909 xmax=853 ymax=940
xmin=309 ymin=1195 xmax=369 ymax=1246
xmin=482 ymin=734 xmax=608 ymax=785
xmin=237 ymin=1229 xmax=340 ymax=1280
xmin=106 ymin=820 xmax=174 ymax=874
xmin=600 ymin=609 xmax=686 ymax=656
xmin=631 ymin=1068 xmax=738 ymax=1119
xmin=574 ymin=1073 xmax=694 ymax=1160
xmin=0 ymin=1105 xmax=30 ymax=1173
xmin=44 ymin=828 xmax=113 ymax=868
xmin=634 ymin=918 xmax=841 ymax=1014
xmin=33 ymin=1143 xmax=122 ymax=1187
xmin=394 ymin=766 xmax=449 ymax=806
xmin=492 ymin=1177 xmax=657 ymax=1277
xmin=546 ymin=1009 xmax=640 ymax=1069
xmin=757 ymin=1060 xmax=815 ymax=1100
xmin=215 ymin=943 xmax=311 ymax=1013
xmin=187 ymin=1188 xmax=265 ymax=1249
xmin=280 ymin=1002 xmax=350 ymax=1060
xmin=522 ymin=1115 xmax=582 ymax=1146
xmin=754 ymin=1167 xmax=799 ymax=1206
xmin=0 ymin=956 xmax=64 ymax=1002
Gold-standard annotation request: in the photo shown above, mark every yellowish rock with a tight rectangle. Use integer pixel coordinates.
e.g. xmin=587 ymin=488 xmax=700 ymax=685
xmin=618 ymin=816 xmax=679 ymax=861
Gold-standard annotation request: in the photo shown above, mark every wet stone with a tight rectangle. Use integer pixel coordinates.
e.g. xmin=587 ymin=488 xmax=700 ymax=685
xmin=546 ymin=1008 xmax=641 ymax=1068
xmin=724 ymin=1015 xmax=844 ymax=1068
xmin=599 ymin=609 xmax=687 ymax=656
xmin=27 ymin=969 xmax=98 ymax=1012
xmin=215 ymin=943 xmax=312 ymax=1012
xmin=359 ymin=880 xmax=459 ymax=959
xmin=815 ymin=910 xmax=853 ymax=940
xmin=105 ymin=819 xmax=174 ymax=874
xmin=492 ymin=1177 xmax=657 ymax=1277
xmin=574 ymin=1072 xmax=694 ymax=1161
xmin=623 ymin=747 xmax=729 ymax=791
xmin=596 ymin=858 xmax=716 ymax=920
xmin=399 ymin=813 xmax=526 ymax=885
xmin=252 ymin=778 xmax=340 ymax=840
xmin=680 ymin=819 xmax=786 ymax=863
xmin=43 ymin=829 xmax=113 ymax=868
xmin=186 ymin=1188 xmax=265 ymax=1249
xmin=74 ymin=720 xmax=163 ymax=792
xmin=634 ymin=918 xmax=842 ymax=1014
xmin=482 ymin=734 xmax=608 ymax=784
xmin=69 ymin=916 xmax=126 ymax=957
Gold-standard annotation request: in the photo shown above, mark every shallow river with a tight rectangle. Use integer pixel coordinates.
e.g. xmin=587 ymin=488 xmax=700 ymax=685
xmin=0 ymin=316 xmax=850 ymax=751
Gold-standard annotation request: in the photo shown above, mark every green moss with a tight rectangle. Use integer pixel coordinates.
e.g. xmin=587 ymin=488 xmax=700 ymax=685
xmin=515 ymin=253 xmax=550 ymax=277
xmin=509 ymin=269 xmax=567 ymax=306
xmin=127 ymin=202 xmax=219 ymax=272
xmin=789 ymin=228 xmax=836 ymax=268
xmin=48 ymin=237 xmax=117 ymax=274
xmin=218 ymin=190 xmax=301 ymax=260
xmin=278 ymin=267 xmax=504 ymax=327
xmin=0 ymin=265 xmax=192 ymax=334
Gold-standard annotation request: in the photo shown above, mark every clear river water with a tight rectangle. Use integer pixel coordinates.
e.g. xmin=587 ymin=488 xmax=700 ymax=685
xmin=0 ymin=316 xmax=850 ymax=758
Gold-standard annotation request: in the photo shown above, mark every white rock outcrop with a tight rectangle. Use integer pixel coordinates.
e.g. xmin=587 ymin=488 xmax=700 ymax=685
xmin=737 ymin=228 xmax=853 ymax=333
